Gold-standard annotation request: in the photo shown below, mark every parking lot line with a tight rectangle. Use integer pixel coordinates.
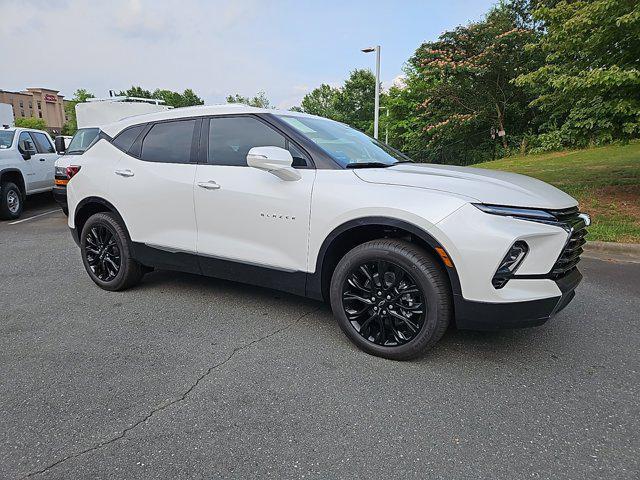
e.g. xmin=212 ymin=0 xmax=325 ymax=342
xmin=8 ymin=209 xmax=61 ymax=225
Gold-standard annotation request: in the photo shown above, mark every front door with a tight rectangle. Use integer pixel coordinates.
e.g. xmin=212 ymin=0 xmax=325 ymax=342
xmin=194 ymin=115 xmax=315 ymax=279
xmin=16 ymin=132 xmax=37 ymax=192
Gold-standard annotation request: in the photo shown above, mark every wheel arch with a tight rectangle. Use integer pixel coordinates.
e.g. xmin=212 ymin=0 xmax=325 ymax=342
xmin=306 ymin=217 xmax=462 ymax=303
xmin=73 ymin=196 xmax=129 ymax=243
xmin=0 ymin=168 xmax=27 ymax=198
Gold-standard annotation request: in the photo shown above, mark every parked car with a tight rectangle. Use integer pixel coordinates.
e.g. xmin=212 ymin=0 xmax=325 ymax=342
xmin=54 ymin=128 xmax=101 ymax=215
xmin=0 ymin=126 xmax=58 ymax=220
xmin=64 ymin=105 xmax=589 ymax=360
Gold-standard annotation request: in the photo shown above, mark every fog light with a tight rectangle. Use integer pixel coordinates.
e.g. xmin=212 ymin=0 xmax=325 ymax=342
xmin=492 ymin=241 xmax=529 ymax=289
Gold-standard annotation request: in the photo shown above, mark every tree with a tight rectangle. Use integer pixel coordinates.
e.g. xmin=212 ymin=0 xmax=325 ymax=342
xmin=297 ymin=70 xmax=377 ymax=134
xmin=300 ymin=84 xmax=339 ymax=118
xmin=118 ymin=86 xmax=204 ymax=108
xmin=516 ymin=0 xmax=640 ymax=147
xmin=333 ymin=69 xmax=377 ymax=134
xmin=118 ymin=86 xmax=153 ymax=99
xmin=62 ymin=89 xmax=96 ymax=135
xmin=226 ymin=91 xmax=271 ymax=108
xmin=15 ymin=117 xmax=47 ymax=130
xmin=71 ymin=89 xmax=95 ymax=103
xmin=385 ymin=2 xmax=543 ymax=164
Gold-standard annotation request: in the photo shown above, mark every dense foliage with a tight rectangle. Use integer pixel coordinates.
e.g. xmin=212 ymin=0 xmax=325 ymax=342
xmin=62 ymin=89 xmax=95 ymax=135
xmin=118 ymin=86 xmax=204 ymax=108
xmin=226 ymin=91 xmax=271 ymax=108
xmin=296 ymin=0 xmax=640 ymax=164
xmin=516 ymin=0 xmax=640 ymax=150
xmin=15 ymin=117 xmax=47 ymax=130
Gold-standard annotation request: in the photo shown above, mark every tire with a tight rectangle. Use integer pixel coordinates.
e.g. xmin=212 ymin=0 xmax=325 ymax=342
xmin=0 ymin=182 xmax=23 ymax=220
xmin=80 ymin=212 xmax=144 ymax=291
xmin=330 ymin=239 xmax=451 ymax=361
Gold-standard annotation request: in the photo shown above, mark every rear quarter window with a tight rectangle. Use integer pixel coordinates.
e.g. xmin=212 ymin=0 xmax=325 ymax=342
xmin=112 ymin=125 xmax=145 ymax=153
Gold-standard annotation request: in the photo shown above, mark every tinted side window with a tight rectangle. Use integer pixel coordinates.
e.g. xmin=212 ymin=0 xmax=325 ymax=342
xmin=113 ymin=125 xmax=145 ymax=153
xmin=141 ymin=120 xmax=196 ymax=164
xmin=31 ymin=132 xmax=55 ymax=153
xmin=208 ymin=116 xmax=286 ymax=167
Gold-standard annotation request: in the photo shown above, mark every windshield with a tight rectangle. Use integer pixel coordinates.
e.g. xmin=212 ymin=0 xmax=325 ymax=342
xmin=66 ymin=128 xmax=100 ymax=154
xmin=0 ymin=130 xmax=15 ymax=149
xmin=276 ymin=115 xmax=411 ymax=167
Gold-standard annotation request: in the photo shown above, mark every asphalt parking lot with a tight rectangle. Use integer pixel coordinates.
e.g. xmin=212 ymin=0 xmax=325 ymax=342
xmin=1 ymin=195 xmax=639 ymax=480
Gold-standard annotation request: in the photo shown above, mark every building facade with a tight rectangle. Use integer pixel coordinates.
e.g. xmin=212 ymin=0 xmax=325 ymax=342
xmin=0 ymin=88 xmax=70 ymax=134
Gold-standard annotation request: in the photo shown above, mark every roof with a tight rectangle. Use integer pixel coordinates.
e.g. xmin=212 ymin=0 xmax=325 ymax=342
xmin=99 ymin=103 xmax=314 ymax=137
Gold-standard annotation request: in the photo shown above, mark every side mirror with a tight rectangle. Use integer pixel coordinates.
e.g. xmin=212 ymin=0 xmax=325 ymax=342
xmin=20 ymin=141 xmax=36 ymax=160
xmin=54 ymin=136 xmax=66 ymax=154
xmin=246 ymin=146 xmax=302 ymax=181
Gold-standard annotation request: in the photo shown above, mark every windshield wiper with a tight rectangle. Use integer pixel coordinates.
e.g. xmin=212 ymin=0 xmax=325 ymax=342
xmin=66 ymin=150 xmax=85 ymax=154
xmin=346 ymin=162 xmax=393 ymax=169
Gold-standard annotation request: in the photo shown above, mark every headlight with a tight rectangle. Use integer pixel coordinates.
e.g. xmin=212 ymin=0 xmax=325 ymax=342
xmin=473 ymin=203 xmax=557 ymax=222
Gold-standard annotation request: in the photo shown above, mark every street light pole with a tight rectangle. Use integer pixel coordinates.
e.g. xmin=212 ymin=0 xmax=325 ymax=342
xmin=385 ymin=107 xmax=389 ymax=144
xmin=362 ymin=45 xmax=381 ymax=139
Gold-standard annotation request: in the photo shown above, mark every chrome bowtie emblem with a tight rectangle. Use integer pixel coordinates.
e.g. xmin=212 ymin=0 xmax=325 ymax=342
xmin=578 ymin=213 xmax=591 ymax=226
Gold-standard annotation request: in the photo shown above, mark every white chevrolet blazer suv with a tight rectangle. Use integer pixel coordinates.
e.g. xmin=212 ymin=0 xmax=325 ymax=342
xmin=65 ymin=105 xmax=589 ymax=360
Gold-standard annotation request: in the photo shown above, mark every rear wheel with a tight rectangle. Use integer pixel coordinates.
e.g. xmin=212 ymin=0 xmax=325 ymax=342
xmin=330 ymin=239 xmax=451 ymax=360
xmin=0 ymin=182 xmax=23 ymax=220
xmin=80 ymin=212 xmax=144 ymax=291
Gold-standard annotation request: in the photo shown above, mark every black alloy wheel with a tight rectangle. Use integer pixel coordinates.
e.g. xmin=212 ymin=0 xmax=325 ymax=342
xmin=342 ymin=260 xmax=426 ymax=346
xmin=85 ymin=224 xmax=121 ymax=282
xmin=330 ymin=239 xmax=451 ymax=360
xmin=80 ymin=212 xmax=145 ymax=291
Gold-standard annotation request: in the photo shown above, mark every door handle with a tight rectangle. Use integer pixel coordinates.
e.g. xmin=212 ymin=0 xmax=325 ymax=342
xmin=197 ymin=181 xmax=221 ymax=190
xmin=39 ymin=158 xmax=46 ymax=162
xmin=115 ymin=169 xmax=135 ymax=178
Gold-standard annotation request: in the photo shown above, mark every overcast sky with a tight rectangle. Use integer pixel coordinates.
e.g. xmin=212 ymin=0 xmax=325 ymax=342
xmin=1 ymin=0 xmax=495 ymax=108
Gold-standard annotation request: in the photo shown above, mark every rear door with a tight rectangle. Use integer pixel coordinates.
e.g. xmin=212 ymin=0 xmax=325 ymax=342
xmin=109 ymin=119 xmax=199 ymax=264
xmin=194 ymin=115 xmax=315 ymax=276
xmin=30 ymin=131 xmax=58 ymax=190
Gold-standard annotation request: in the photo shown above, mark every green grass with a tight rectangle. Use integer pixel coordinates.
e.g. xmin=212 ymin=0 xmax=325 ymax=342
xmin=475 ymin=142 xmax=640 ymax=243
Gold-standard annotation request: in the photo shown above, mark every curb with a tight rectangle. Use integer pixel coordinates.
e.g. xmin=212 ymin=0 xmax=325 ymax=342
xmin=583 ymin=241 xmax=640 ymax=263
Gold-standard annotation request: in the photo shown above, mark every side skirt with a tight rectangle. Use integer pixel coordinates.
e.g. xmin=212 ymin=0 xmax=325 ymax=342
xmin=131 ymin=242 xmax=308 ymax=297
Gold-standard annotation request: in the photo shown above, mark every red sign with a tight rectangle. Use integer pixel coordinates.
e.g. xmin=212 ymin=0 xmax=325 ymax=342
xmin=44 ymin=94 xmax=57 ymax=102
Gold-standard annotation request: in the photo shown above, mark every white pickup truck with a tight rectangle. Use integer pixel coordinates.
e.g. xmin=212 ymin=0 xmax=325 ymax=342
xmin=0 ymin=126 xmax=58 ymax=220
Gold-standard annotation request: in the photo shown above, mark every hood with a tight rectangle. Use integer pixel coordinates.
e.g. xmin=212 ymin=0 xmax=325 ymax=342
xmin=354 ymin=163 xmax=577 ymax=209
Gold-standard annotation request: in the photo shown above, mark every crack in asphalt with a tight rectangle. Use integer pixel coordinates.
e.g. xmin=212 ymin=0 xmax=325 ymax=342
xmin=21 ymin=305 xmax=322 ymax=479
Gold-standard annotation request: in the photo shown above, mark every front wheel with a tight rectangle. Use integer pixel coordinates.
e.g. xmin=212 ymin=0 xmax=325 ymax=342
xmin=80 ymin=212 xmax=144 ymax=291
xmin=0 ymin=182 xmax=23 ymax=220
xmin=330 ymin=239 xmax=451 ymax=361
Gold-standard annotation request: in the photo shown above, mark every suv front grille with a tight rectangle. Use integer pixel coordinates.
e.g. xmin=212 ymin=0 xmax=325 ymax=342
xmin=548 ymin=207 xmax=588 ymax=279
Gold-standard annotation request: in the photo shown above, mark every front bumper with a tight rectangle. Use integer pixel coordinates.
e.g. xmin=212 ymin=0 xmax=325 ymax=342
xmin=453 ymin=268 xmax=582 ymax=330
